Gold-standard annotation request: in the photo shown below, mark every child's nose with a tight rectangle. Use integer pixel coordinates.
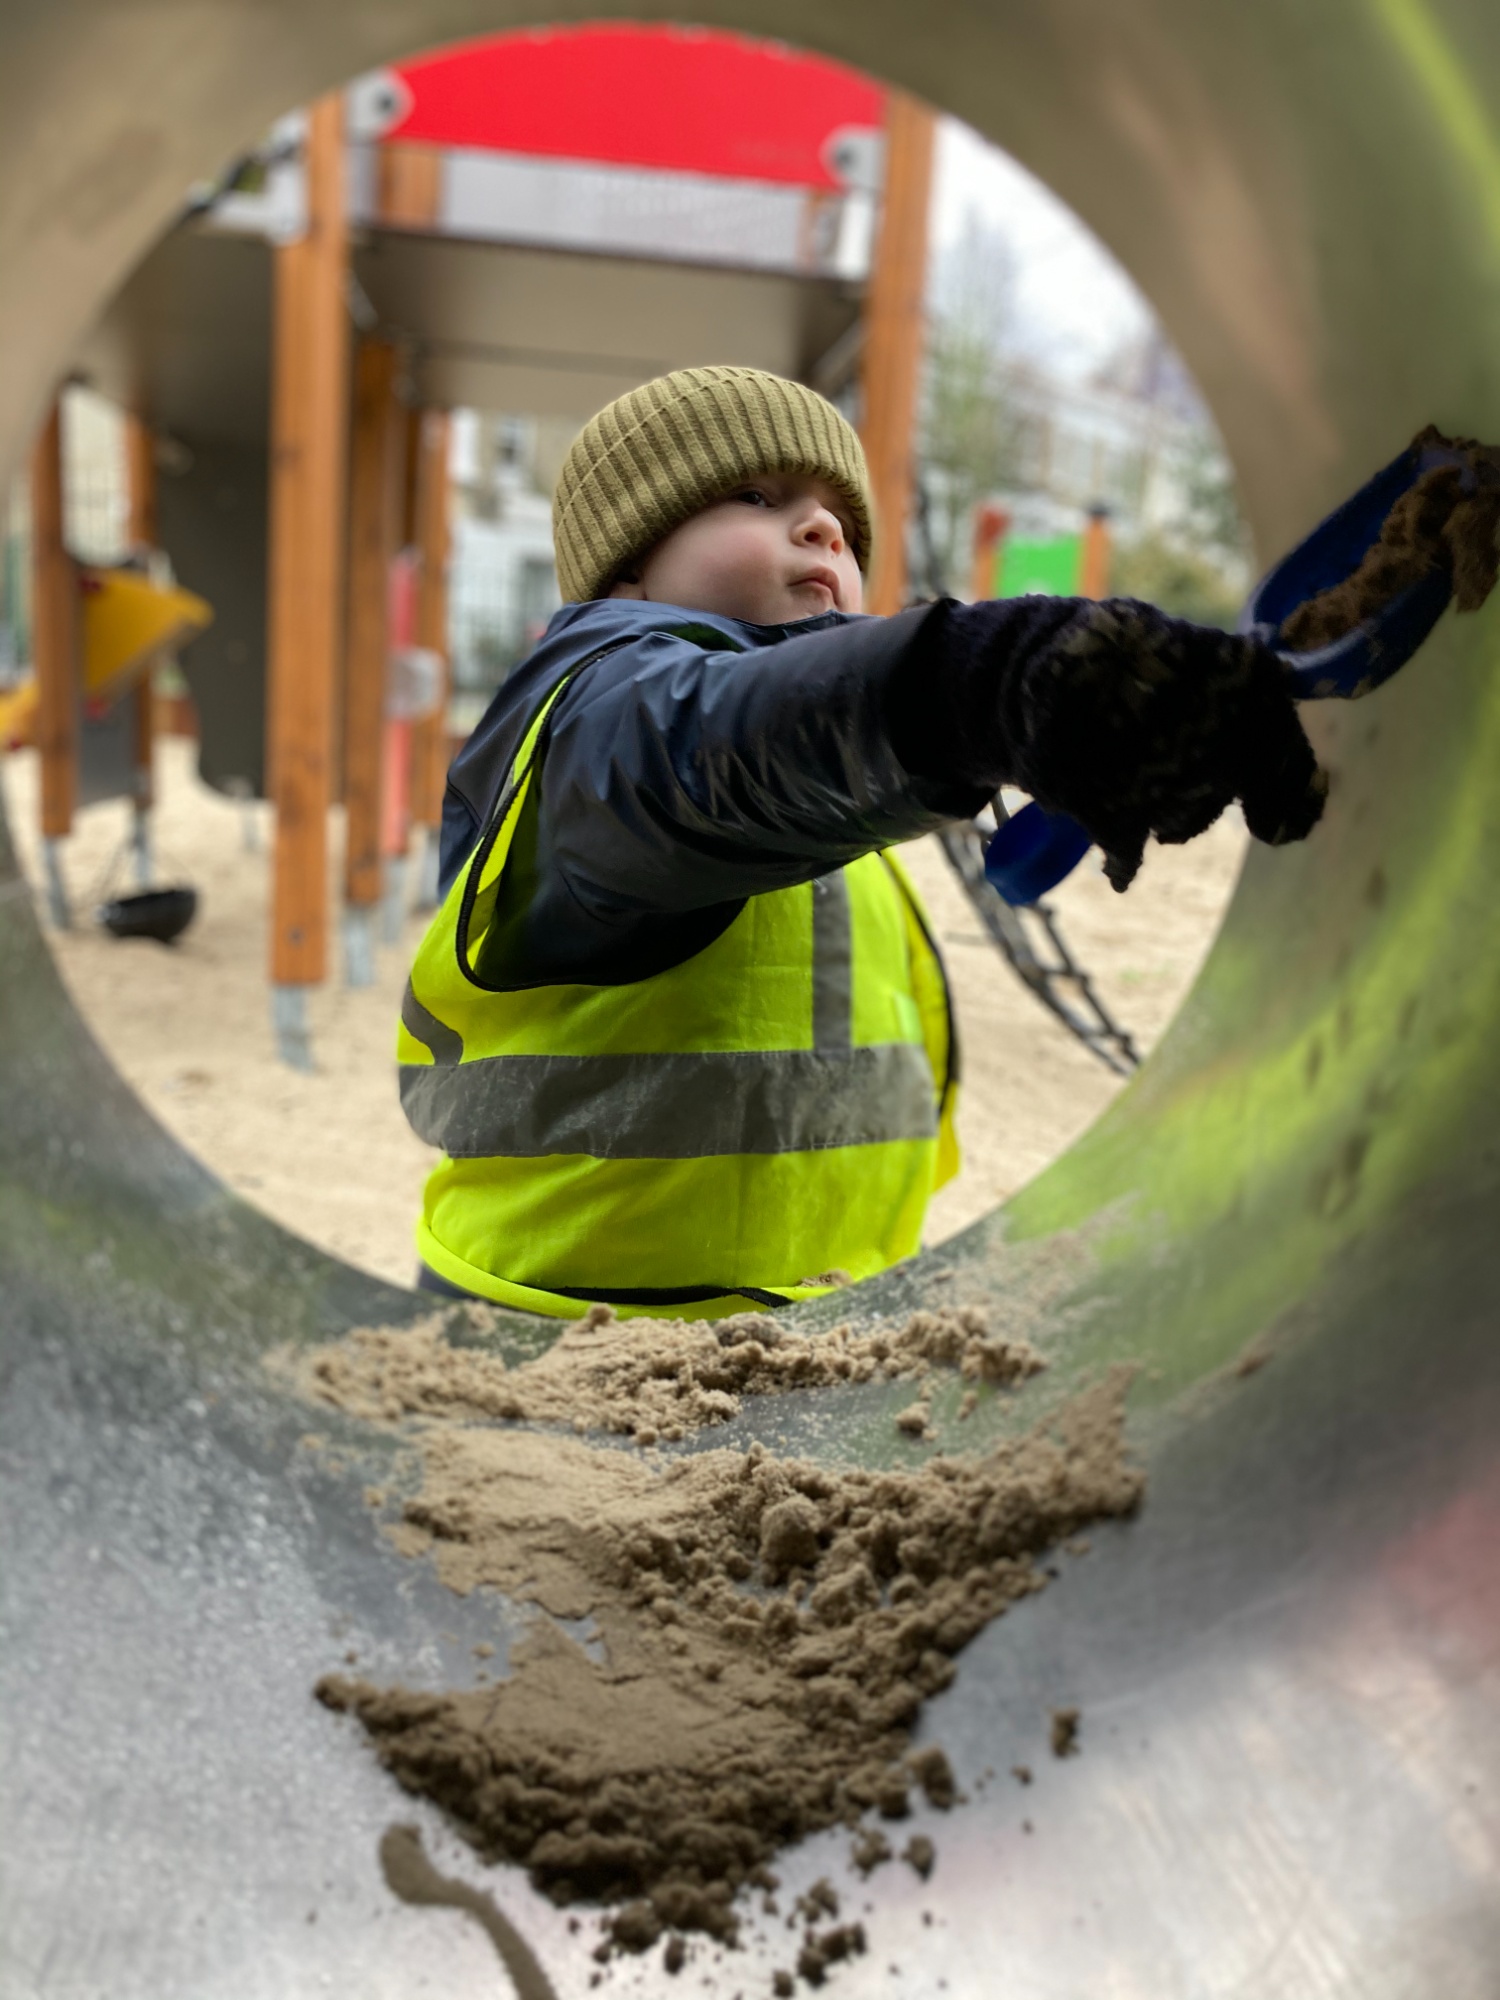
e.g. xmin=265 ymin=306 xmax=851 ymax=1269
xmin=799 ymin=507 xmax=844 ymax=550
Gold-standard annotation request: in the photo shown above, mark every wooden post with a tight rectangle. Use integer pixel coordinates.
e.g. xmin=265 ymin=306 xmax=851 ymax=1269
xmin=859 ymin=91 xmax=937 ymax=617
xmin=409 ymin=408 xmax=451 ymax=908
xmin=341 ymin=337 xmax=402 ymax=985
xmin=124 ymin=411 xmax=157 ymax=884
xmin=265 ymin=93 xmax=350 ymax=1067
xmin=1079 ymin=505 xmax=1113 ymax=599
xmin=30 ymin=396 xmax=76 ymax=926
xmin=377 ymin=143 xmax=443 ymax=229
xmin=969 ymin=501 xmax=1010 ymax=602
xmin=400 ymin=404 xmax=424 ymax=551
xmin=380 ymin=542 xmax=418 ymax=941
xmin=124 ymin=410 xmax=157 ymax=551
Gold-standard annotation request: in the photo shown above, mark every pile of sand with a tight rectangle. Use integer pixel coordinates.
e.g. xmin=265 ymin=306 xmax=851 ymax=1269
xmin=279 ymin=1298 xmax=1049 ymax=1445
xmin=300 ymin=1301 xmax=1143 ymax=1983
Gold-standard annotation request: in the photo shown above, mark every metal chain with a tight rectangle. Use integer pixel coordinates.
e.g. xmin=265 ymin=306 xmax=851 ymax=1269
xmin=905 ymin=474 xmax=1137 ymax=1076
xmin=935 ymin=820 xmax=1141 ymax=1078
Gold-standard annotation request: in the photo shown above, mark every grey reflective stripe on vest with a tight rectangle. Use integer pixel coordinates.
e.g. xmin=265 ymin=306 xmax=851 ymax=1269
xmin=400 ymin=1041 xmax=937 ymax=1160
xmin=402 ymin=980 xmax=464 ymax=1065
xmin=810 ymin=871 xmax=852 ymax=1052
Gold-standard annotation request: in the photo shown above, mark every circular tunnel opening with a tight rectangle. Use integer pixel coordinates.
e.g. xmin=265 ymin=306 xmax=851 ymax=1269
xmin=0 ymin=22 xmax=1256 ymax=1288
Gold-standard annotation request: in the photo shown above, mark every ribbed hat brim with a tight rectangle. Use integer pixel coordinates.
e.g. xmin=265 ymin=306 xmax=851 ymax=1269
xmin=552 ymin=365 xmax=873 ymax=603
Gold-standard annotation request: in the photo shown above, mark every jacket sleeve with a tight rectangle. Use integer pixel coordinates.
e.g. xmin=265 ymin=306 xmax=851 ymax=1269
xmin=475 ymin=605 xmax=993 ymax=990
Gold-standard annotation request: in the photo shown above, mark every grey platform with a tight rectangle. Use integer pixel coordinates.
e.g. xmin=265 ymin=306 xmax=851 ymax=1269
xmin=2 ymin=2 xmax=1498 ymax=1994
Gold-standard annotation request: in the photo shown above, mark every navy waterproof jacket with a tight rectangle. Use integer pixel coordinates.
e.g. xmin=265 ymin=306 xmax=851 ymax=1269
xmin=437 ymin=597 xmax=998 ymax=992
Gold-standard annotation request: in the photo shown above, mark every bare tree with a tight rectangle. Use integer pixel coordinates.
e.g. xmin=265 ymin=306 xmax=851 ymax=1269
xmin=1091 ymin=328 xmax=1253 ymax=625
xmin=919 ymin=214 xmax=1030 ymax=592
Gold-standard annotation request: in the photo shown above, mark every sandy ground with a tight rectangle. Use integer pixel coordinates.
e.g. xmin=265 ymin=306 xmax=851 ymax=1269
xmin=3 ymin=738 xmax=1245 ymax=1287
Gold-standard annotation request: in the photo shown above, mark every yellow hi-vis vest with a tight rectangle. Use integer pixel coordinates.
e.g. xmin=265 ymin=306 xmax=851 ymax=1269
xmin=399 ymin=673 xmax=961 ymax=1320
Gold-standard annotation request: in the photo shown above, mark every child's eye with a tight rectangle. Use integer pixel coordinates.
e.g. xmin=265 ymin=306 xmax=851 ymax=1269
xmin=733 ymin=487 xmax=772 ymax=507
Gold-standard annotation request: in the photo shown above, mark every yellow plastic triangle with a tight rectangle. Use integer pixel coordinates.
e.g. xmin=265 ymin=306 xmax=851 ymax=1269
xmin=81 ymin=567 xmax=213 ymax=702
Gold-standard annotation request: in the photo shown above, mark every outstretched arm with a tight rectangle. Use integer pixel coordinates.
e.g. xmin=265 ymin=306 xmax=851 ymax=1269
xmin=476 ymin=606 xmax=983 ymax=987
xmin=472 ymin=595 xmax=1325 ymax=988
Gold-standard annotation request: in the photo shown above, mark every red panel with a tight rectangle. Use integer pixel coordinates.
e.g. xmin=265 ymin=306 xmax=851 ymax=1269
xmin=387 ymin=25 xmax=885 ymax=189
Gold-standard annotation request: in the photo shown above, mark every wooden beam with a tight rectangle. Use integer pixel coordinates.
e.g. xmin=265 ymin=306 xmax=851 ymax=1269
xmin=400 ymin=404 xmax=423 ymax=551
xmin=379 ymin=541 xmax=418 ymax=941
xmin=377 ymin=143 xmax=443 ymax=230
xmin=409 ymin=409 xmax=451 ymax=848
xmin=1079 ymin=505 xmax=1113 ymax=598
xmin=969 ymin=501 xmax=1010 ymax=602
xmin=386 ymin=400 xmax=425 ymax=884
xmin=265 ymin=92 xmax=350 ymax=1036
xmin=124 ymin=412 xmax=157 ymax=832
xmin=30 ymin=398 xmax=76 ymax=848
xmin=124 ymin=411 xmax=157 ymax=550
xmin=342 ymin=337 xmax=401 ymax=918
xmin=859 ymin=91 xmax=937 ymax=618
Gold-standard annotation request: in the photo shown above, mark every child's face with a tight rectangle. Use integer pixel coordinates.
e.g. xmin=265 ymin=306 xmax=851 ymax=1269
xmin=609 ymin=471 xmax=864 ymax=623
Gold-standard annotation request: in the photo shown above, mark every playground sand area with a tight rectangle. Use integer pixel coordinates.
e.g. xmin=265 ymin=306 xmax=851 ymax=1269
xmin=1 ymin=737 xmax=1246 ymax=1286
xmin=292 ymin=1291 xmax=1143 ymax=1980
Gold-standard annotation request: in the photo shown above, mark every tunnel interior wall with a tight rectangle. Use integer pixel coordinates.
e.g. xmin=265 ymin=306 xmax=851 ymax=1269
xmin=2 ymin=1 xmax=1499 ymax=1992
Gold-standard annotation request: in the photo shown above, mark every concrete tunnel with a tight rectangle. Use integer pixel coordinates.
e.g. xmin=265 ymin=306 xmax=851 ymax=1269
xmin=2 ymin=1 xmax=1498 ymax=1992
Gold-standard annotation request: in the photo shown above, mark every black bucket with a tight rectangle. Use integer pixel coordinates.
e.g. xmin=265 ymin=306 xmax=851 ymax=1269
xmin=97 ymin=886 xmax=198 ymax=945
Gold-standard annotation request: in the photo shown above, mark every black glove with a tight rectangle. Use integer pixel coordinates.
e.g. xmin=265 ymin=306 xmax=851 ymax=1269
xmin=887 ymin=596 xmax=1328 ymax=891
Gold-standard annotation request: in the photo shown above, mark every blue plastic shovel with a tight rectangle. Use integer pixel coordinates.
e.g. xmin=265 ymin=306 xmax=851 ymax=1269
xmin=983 ymin=434 xmax=1479 ymax=905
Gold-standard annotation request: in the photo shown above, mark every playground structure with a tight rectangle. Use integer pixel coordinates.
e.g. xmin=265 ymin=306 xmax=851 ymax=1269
xmin=6 ymin=400 xmax=213 ymax=927
xmin=26 ymin=24 xmax=920 ymax=1061
xmin=2 ymin=3 xmax=1499 ymax=1996
xmin=969 ymin=502 xmax=1113 ymax=601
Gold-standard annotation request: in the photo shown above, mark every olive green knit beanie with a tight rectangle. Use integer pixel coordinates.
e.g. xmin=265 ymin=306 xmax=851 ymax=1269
xmin=552 ymin=365 xmax=873 ymax=603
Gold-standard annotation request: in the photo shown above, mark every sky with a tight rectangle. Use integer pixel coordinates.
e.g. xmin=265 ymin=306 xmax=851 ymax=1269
xmin=930 ymin=118 xmax=1153 ymax=385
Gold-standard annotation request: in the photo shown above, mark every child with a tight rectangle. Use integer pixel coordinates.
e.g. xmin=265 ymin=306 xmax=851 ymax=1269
xmin=400 ymin=366 xmax=1324 ymax=1319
